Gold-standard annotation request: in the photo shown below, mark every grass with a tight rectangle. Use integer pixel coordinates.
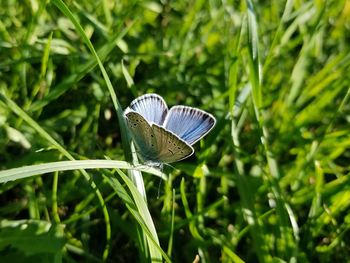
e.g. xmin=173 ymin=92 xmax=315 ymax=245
xmin=0 ymin=0 xmax=350 ymax=262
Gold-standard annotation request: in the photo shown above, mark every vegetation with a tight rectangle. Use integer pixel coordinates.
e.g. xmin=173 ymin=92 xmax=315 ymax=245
xmin=0 ymin=0 xmax=349 ymax=262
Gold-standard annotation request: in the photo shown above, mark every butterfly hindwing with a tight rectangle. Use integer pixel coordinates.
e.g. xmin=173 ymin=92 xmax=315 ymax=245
xmin=151 ymin=124 xmax=194 ymax=163
xmin=163 ymin=106 xmax=216 ymax=145
xmin=125 ymin=111 xmax=158 ymax=161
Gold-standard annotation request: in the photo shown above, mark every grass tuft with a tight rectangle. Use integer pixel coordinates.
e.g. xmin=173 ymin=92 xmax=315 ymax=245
xmin=0 ymin=0 xmax=349 ymax=262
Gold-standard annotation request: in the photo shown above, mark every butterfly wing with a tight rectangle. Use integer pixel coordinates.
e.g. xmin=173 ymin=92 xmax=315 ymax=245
xmin=125 ymin=111 xmax=193 ymax=163
xmin=151 ymin=124 xmax=194 ymax=163
xmin=125 ymin=111 xmax=159 ymax=161
xmin=125 ymin=96 xmax=214 ymax=163
xmin=163 ymin=106 xmax=216 ymax=145
xmin=125 ymin=93 xmax=168 ymax=125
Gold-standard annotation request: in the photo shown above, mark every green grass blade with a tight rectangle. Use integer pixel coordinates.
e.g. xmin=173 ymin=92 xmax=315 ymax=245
xmin=105 ymin=169 xmax=169 ymax=262
xmin=0 ymin=92 xmax=112 ymax=260
xmin=50 ymin=0 xmax=145 ymax=202
xmin=51 ymin=0 xmax=121 ymax=115
xmin=29 ymin=23 xmax=132 ymax=111
xmin=245 ymin=0 xmax=299 ymax=260
xmin=0 ymin=159 xmax=164 ymax=183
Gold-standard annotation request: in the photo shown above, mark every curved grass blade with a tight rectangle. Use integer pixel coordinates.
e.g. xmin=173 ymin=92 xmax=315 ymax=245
xmin=245 ymin=0 xmax=299 ymax=259
xmin=0 ymin=160 xmax=165 ymax=184
xmin=104 ymin=169 xmax=170 ymax=262
xmin=50 ymin=0 xmax=146 ymax=203
xmin=0 ymin=93 xmax=112 ymax=260
xmin=49 ymin=1 xmax=150 ymax=259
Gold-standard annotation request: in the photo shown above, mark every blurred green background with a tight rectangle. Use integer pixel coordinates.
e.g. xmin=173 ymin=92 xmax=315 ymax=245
xmin=0 ymin=0 xmax=350 ymax=262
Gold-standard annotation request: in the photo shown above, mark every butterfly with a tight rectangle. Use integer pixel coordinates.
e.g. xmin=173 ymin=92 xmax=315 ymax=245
xmin=124 ymin=93 xmax=216 ymax=164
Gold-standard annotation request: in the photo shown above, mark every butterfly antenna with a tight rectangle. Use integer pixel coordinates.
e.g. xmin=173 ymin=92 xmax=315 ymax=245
xmin=157 ymin=177 xmax=163 ymax=199
xmin=155 ymin=163 xmax=166 ymax=199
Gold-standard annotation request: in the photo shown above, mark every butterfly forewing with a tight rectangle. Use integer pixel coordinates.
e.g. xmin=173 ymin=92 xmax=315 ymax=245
xmin=127 ymin=94 xmax=168 ymax=125
xmin=151 ymin=124 xmax=194 ymax=163
xmin=125 ymin=111 xmax=158 ymax=161
xmin=164 ymin=106 xmax=216 ymax=145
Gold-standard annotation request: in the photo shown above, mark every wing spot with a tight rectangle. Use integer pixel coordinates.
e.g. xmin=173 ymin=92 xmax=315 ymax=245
xmin=168 ymin=149 xmax=174 ymax=155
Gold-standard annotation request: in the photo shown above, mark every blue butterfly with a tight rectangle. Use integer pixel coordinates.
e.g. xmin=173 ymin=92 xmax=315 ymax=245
xmin=124 ymin=94 xmax=216 ymax=164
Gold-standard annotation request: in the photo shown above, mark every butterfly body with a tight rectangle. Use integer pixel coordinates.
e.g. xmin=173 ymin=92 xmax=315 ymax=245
xmin=124 ymin=94 xmax=216 ymax=164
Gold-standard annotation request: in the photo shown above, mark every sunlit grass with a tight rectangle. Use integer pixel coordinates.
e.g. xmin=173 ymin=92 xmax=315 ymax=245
xmin=0 ymin=0 xmax=349 ymax=262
